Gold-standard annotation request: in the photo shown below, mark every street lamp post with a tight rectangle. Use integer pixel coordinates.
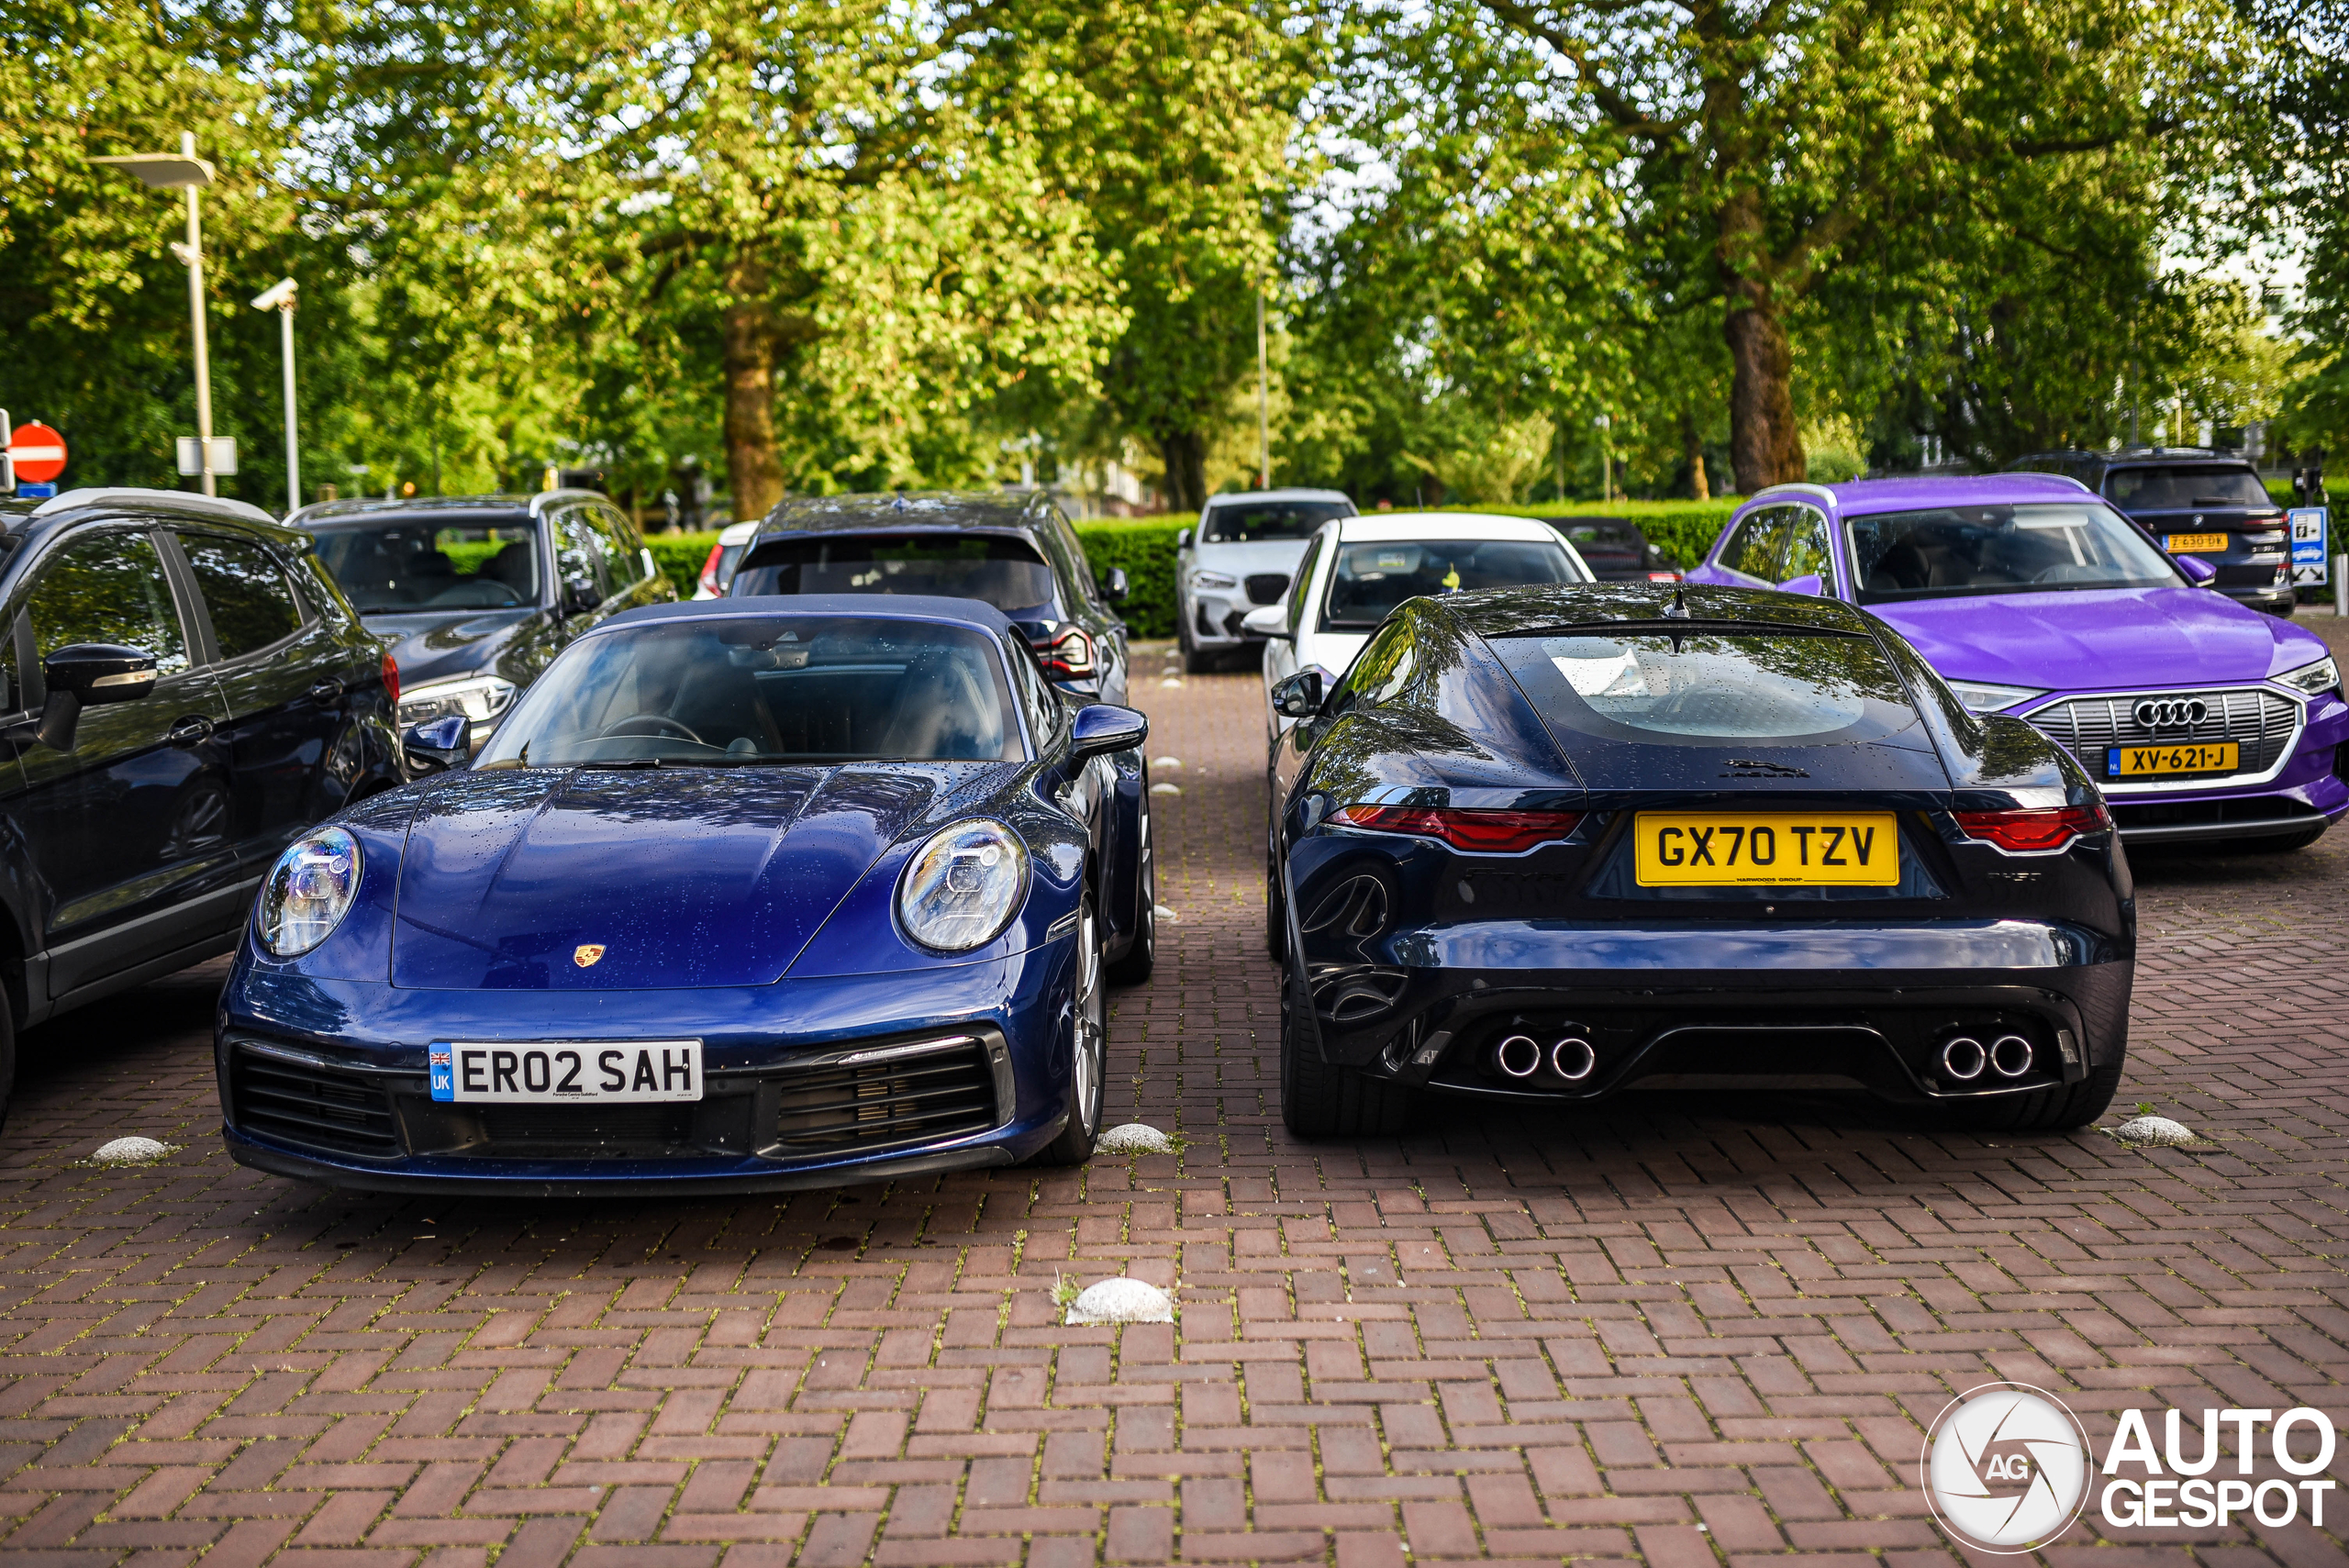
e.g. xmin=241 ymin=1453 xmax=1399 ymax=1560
xmin=1255 ymin=283 xmax=1270 ymax=491
xmin=252 ymin=278 xmax=299 ymax=514
xmin=92 ymin=133 xmax=218 ymax=495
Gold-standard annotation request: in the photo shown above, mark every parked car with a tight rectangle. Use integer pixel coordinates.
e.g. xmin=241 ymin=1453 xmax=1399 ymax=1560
xmin=1176 ymin=488 xmax=1357 ymax=673
xmin=694 ymin=519 xmax=758 ymax=599
xmin=728 ymin=492 xmax=1152 ymax=977
xmin=217 ymin=595 xmax=1151 ymax=1191
xmin=2006 ymin=448 xmax=2295 ymax=615
xmin=1543 ymin=517 xmax=1682 ymax=583
xmin=1264 ymin=581 xmax=2132 ymax=1137
xmin=1245 ymin=512 xmax=1592 ymax=744
xmin=0 ymin=487 xmax=401 ymax=1111
xmin=1686 ymin=476 xmax=2348 ymax=850
xmin=288 ymin=490 xmax=676 ymax=751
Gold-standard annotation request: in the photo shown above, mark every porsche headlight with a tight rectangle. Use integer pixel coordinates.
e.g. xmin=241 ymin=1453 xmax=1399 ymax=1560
xmin=1945 ymin=681 xmax=2047 ymax=715
xmin=398 ymin=673 xmax=516 ymax=728
xmin=2277 ymin=654 xmax=2341 ymax=699
xmin=258 ymin=828 xmax=362 ymax=956
xmin=896 ymin=820 xmax=1030 ymax=952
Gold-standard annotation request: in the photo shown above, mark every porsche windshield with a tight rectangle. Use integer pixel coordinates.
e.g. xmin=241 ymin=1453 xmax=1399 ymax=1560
xmin=475 ymin=617 xmax=1023 ymax=767
xmin=729 ymin=535 xmax=1058 ymax=618
xmin=309 ymin=518 xmax=540 ymax=612
xmin=1846 ymin=503 xmax=2180 ymax=605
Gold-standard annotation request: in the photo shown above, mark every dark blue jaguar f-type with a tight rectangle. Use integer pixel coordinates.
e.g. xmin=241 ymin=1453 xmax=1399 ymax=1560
xmin=216 ymin=595 xmax=1151 ymax=1193
xmin=1266 ymin=583 xmax=2134 ymax=1136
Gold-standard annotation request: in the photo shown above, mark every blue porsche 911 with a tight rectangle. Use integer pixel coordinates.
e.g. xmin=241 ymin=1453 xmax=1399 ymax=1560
xmin=216 ymin=595 xmax=1151 ymax=1193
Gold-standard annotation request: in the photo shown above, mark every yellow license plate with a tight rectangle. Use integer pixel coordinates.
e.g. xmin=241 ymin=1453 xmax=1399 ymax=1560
xmin=1634 ymin=811 xmax=1899 ymax=887
xmin=2165 ymin=532 xmax=2228 ymax=553
xmin=2108 ymin=741 xmax=2238 ymax=777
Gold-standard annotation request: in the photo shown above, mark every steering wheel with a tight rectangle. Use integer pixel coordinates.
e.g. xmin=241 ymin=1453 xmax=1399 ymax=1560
xmin=598 ymin=714 xmax=704 ymax=745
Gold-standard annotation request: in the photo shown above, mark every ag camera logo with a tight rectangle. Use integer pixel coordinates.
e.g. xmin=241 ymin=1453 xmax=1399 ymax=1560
xmin=1921 ymin=1382 xmax=2092 ymax=1552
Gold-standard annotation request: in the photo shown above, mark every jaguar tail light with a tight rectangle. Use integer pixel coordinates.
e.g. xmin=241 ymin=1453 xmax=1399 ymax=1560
xmin=696 ymin=542 xmax=724 ymax=596
xmin=382 ymin=653 xmax=400 ymax=707
xmin=1031 ymin=624 xmax=1097 ymax=679
xmin=1647 ymin=571 xmax=1682 ymax=583
xmin=1953 ymin=803 xmax=2110 ymax=852
xmin=1332 ymin=805 xmax=1584 ymax=853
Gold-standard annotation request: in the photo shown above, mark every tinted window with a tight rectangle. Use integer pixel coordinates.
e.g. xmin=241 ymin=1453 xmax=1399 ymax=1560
xmin=1494 ymin=630 xmax=1908 ymax=743
xmin=312 ymin=520 xmax=539 ymax=612
xmin=1847 ymin=503 xmax=2177 ymax=603
xmin=1323 ymin=539 xmax=1578 ymax=629
xmin=1720 ymin=507 xmax=1790 ymax=580
xmin=1331 ymin=619 xmax=1417 ymax=715
xmin=557 ymin=511 xmax=618 ymax=600
xmin=476 ymin=616 xmax=1023 ymax=768
xmin=25 ymin=532 xmax=190 ymax=674
xmin=1779 ymin=507 xmax=1832 ymax=584
xmin=1199 ymin=500 xmax=1352 ymax=543
xmin=184 ymin=535 xmax=302 ymax=658
xmin=2104 ymin=466 xmax=2273 ymax=512
xmin=1286 ymin=530 xmax=1329 ymax=628
xmin=732 ymin=535 xmax=1059 ymax=617
xmin=590 ymin=506 xmax=641 ymax=582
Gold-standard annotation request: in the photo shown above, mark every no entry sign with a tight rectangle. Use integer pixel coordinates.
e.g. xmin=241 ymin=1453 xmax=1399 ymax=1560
xmin=7 ymin=423 xmax=65 ymax=484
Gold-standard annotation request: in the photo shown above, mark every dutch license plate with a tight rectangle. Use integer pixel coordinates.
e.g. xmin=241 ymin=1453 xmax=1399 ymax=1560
xmin=2107 ymin=742 xmax=2238 ymax=778
xmin=1634 ymin=811 xmax=1899 ymax=887
xmin=2165 ymin=532 xmax=2229 ymax=553
xmin=429 ymin=1040 xmax=704 ymax=1104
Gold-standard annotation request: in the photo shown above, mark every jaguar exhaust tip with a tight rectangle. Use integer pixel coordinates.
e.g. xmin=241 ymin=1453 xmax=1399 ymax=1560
xmin=1990 ymin=1034 xmax=2033 ymax=1079
xmin=1550 ymin=1037 xmax=1597 ymax=1083
xmin=1941 ymin=1036 xmax=1987 ymax=1083
xmin=1489 ymin=1034 xmax=1542 ymax=1080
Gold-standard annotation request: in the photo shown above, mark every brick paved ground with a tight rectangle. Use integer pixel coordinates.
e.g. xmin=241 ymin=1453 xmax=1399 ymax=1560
xmin=2 ymin=640 xmax=2344 ymax=1567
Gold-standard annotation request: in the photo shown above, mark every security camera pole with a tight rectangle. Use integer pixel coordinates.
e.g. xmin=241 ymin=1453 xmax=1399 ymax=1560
xmin=92 ymin=133 xmax=219 ymax=495
xmin=252 ymin=278 xmax=299 ymax=514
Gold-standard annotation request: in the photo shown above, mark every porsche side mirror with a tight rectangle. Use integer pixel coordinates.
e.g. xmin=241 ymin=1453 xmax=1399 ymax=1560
xmin=1070 ymin=703 xmax=1149 ymax=761
xmin=404 ymin=714 xmax=473 ymax=774
xmin=1104 ymin=566 xmax=1129 ymax=604
xmin=1174 ymin=528 xmax=1191 ymax=550
xmin=1776 ymin=573 xmax=1825 ymax=595
xmin=21 ymin=643 xmax=158 ymax=751
xmin=1272 ymin=669 xmax=1325 ymax=717
xmin=2176 ymin=554 xmax=2219 ymax=586
xmin=1241 ymin=603 xmax=1292 ymax=641
xmin=563 ymin=576 xmax=600 ymax=615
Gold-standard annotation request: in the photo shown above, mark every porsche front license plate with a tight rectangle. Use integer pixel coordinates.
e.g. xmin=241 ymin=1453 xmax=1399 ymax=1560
xmin=2107 ymin=742 xmax=2238 ymax=778
xmin=429 ymin=1040 xmax=704 ymax=1104
xmin=2165 ymin=532 xmax=2229 ymax=553
xmin=1634 ymin=811 xmax=1899 ymax=887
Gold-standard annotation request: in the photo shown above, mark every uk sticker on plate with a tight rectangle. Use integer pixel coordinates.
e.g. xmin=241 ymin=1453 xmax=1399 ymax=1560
xmin=429 ymin=1040 xmax=705 ymax=1103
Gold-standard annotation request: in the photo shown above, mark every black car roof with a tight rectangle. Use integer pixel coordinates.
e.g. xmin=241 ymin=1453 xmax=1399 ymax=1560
xmin=1 ymin=488 xmax=314 ymax=550
xmin=1434 ymin=581 xmax=1873 ymax=639
xmin=289 ymin=492 xmax=596 ymax=528
xmin=751 ymin=491 xmax=1052 ymax=541
xmin=599 ymin=593 xmax=1019 ymax=636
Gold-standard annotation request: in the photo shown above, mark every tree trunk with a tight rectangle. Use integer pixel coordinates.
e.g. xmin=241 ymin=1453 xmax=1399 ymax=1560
xmin=722 ymin=261 xmax=785 ymax=525
xmin=1724 ymin=288 xmax=1804 ymax=495
xmin=1680 ymin=408 xmax=1709 ymax=501
xmin=1159 ymin=429 xmax=1208 ymax=514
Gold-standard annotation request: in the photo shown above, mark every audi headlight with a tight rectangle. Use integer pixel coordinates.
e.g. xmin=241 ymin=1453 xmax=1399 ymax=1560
xmin=398 ymin=673 xmax=516 ymax=728
xmin=258 ymin=828 xmax=362 ymax=957
xmin=1945 ymin=681 xmax=2047 ymax=715
xmin=1190 ymin=570 xmax=1239 ymax=591
xmin=2278 ymin=654 xmax=2341 ymax=698
xmin=896 ymin=820 xmax=1030 ymax=952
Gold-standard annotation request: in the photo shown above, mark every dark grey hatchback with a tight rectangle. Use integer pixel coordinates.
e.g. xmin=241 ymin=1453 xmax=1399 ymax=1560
xmin=0 ymin=487 xmax=403 ymax=1120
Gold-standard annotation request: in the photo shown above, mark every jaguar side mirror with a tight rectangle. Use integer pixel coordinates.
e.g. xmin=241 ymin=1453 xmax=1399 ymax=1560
xmin=403 ymin=714 xmax=473 ymax=774
xmin=1241 ymin=604 xmax=1291 ymax=641
xmin=23 ymin=643 xmax=157 ymax=751
xmin=1104 ymin=566 xmax=1129 ymax=604
xmin=1272 ymin=669 xmax=1325 ymax=717
xmin=2176 ymin=554 xmax=2218 ymax=586
xmin=1069 ymin=703 xmax=1149 ymax=761
xmin=1776 ymin=573 xmax=1824 ymax=596
xmin=562 ymin=576 xmax=600 ymax=615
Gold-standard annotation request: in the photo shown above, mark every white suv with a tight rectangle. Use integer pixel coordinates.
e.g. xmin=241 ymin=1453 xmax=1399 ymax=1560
xmin=1175 ymin=488 xmax=1355 ymax=672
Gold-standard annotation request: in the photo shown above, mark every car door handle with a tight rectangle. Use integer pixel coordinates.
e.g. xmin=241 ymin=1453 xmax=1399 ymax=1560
xmin=308 ymin=676 xmax=346 ymax=702
xmin=166 ymin=716 xmax=215 ymax=747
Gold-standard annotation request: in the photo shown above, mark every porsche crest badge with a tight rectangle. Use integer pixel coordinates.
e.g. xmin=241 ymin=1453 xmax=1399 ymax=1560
xmin=573 ymin=944 xmax=607 ymax=969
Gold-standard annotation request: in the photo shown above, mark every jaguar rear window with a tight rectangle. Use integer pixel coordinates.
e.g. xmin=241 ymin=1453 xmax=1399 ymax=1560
xmin=1492 ymin=629 xmax=1913 ymax=745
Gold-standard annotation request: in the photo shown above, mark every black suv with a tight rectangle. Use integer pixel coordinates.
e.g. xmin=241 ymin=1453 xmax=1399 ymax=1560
xmin=2006 ymin=448 xmax=2294 ymax=614
xmin=0 ymin=487 xmax=401 ymax=1107
xmin=288 ymin=491 xmax=676 ymax=748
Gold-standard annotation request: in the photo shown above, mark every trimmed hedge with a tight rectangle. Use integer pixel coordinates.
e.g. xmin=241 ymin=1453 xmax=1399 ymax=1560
xmin=648 ymin=532 xmax=724 ymax=597
xmin=1075 ymin=517 xmax=1194 ymax=639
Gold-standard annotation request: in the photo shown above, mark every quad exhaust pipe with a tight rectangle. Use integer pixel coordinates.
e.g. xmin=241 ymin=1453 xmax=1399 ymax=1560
xmin=1488 ymin=1034 xmax=1542 ymax=1080
xmin=1486 ymin=1032 xmax=1597 ymax=1085
xmin=1989 ymin=1034 xmax=2033 ymax=1079
xmin=1941 ymin=1036 xmax=1987 ymax=1083
xmin=1550 ymin=1036 xmax=1596 ymax=1082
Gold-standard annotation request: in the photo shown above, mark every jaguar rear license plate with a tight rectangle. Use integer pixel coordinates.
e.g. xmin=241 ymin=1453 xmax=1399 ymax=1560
xmin=2107 ymin=742 xmax=2238 ymax=778
xmin=429 ymin=1040 xmax=704 ymax=1104
xmin=1634 ymin=811 xmax=1899 ymax=887
xmin=2165 ymin=532 xmax=2229 ymax=553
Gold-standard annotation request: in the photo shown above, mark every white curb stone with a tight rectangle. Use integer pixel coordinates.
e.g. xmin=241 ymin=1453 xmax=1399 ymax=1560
xmin=1097 ymin=1123 xmax=1175 ymax=1156
xmin=1065 ymin=1277 xmax=1175 ymax=1325
xmin=2110 ymin=1115 xmax=2198 ymax=1146
xmin=92 ymin=1137 xmax=170 ymax=1165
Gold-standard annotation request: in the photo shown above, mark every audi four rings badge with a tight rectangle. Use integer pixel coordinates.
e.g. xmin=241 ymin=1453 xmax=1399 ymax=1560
xmin=2134 ymin=697 xmax=2208 ymax=727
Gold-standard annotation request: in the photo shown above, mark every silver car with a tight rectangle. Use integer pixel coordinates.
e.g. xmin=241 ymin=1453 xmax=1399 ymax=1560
xmin=1175 ymin=488 xmax=1356 ymax=672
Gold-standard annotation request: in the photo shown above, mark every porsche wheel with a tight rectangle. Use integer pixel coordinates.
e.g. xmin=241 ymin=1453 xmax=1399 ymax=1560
xmin=1040 ymin=891 xmax=1108 ymax=1163
xmin=1278 ymin=948 xmax=1411 ymax=1138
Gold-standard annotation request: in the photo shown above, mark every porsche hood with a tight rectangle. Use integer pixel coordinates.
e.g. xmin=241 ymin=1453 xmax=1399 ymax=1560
xmin=388 ymin=767 xmax=940 ymax=989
